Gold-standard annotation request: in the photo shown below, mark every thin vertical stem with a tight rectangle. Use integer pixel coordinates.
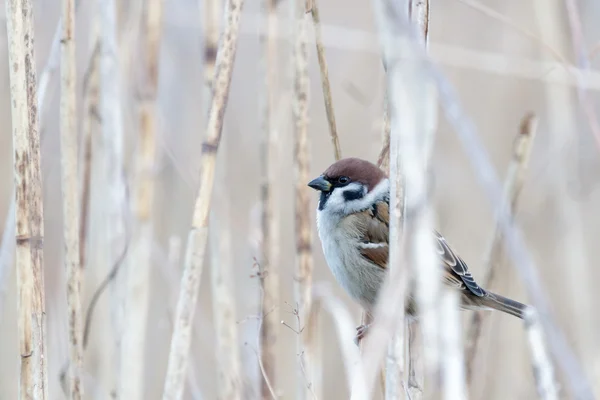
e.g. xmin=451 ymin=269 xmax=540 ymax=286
xmin=5 ymin=0 xmax=49 ymax=397
xmin=119 ymin=0 xmax=163 ymax=399
xmin=310 ymin=0 xmax=341 ymax=161
xmin=60 ymin=0 xmax=83 ymax=396
xmin=292 ymin=0 xmax=314 ymax=397
xmin=162 ymin=0 xmax=244 ymax=398
xmin=259 ymin=0 xmax=280 ymax=396
xmin=210 ymin=195 xmax=242 ymax=399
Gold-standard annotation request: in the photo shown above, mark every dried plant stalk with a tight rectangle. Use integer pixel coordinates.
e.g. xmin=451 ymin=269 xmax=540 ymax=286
xmin=361 ymin=0 xmax=441 ymax=398
xmin=524 ymin=308 xmax=559 ymax=400
xmin=203 ymin=0 xmax=221 ymax=92
xmin=440 ymin=290 xmax=467 ymax=400
xmin=465 ymin=113 xmax=538 ymax=378
xmin=210 ymin=201 xmax=242 ymax=399
xmin=291 ymin=0 xmax=314 ymax=397
xmin=162 ymin=0 xmax=244 ymax=398
xmin=258 ymin=0 xmax=280 ymax=396
xmin=79 ymin=37 xmax=101 ymax=275
xmin=5 ymin=0 xmax=49 ymax=397
xmin=100 ymin=0 xmax=128 ymax=393
xmin=376 ymin=89 xmax=391 ymax=174
xmin=119 ymin=0 xmax=163 ymax=399
xmin=309 ymin=284 xmax=367 ymax=398
xmin=60 ymin=0 xmax=83 ymax=396
xmin=310 ymin=0 xmax=341 ymax=161
xmin=0 ymin=8 xmax=70 ymax=324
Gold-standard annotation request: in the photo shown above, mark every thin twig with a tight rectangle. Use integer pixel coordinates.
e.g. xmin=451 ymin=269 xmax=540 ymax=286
xmin=209 ymin=199 xmax=242 ymax=399
xmin=120 ymin=0 xmax=163 ymax=398
xmin=60 ymin=0 xmax=83 ymax=396
xmin=259 ymin=0 xmax=280 ymax=396
xmin=291 ymin=0 xmax=314 ymax=397
xmin=309 ymin=284 xmax=367 ymax=398
xmin=6 ymin=0 xmax=49 ymax=396
xmin=465 ymin=113 xmax=538 ymax=379
xmin=310 ymin=0 xmax=341 ymax=161
xmin=440 ymin=290 xmax=467 ymax=399
xmin=524 ymin=308 xmax=559 ymax=400
xmin=361 ymin=1 xmax=441 ymax=397
xmin=100 ymin=0 xmax=129 ymax=393
xmin=0 ymin=1 xmax=81 ymax=322
xmin=162 ymin=0 xmax=245 ymax=398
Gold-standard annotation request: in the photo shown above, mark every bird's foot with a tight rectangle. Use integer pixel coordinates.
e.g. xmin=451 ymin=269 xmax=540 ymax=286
xmin=354 ymin=323 xmax=371 ymax=346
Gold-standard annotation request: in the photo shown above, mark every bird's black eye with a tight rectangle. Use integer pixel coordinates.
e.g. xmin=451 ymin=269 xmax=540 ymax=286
xmin=338 ymin=176 xmax=350 ymax=184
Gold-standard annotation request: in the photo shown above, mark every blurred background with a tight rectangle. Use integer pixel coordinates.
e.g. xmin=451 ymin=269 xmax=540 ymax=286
xmin=1 ymin=0 xmax=600 ymax=398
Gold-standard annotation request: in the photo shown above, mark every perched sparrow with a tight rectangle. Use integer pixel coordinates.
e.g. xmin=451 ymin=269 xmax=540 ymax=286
xmin=308 ymin=157 xmax=526 ymax=341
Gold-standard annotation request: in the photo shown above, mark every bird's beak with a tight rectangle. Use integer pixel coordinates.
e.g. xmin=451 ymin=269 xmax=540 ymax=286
xmin=307 ymin=175 xmax=332 ymax=192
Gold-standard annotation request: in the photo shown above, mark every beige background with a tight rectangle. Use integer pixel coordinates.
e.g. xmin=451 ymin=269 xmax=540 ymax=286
xmin=1 ymin=0 xmax=600 ymax=398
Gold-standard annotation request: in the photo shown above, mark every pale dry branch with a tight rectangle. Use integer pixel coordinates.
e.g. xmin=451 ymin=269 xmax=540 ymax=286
xmin=524 ymin=308 xmax=559 ymax=400
xmin=465 ymin=113 xmax=538 ymax=379
xmin=210 ymin=209 xmax=242 ymax=399
xmin=60 ymin=0 xmax=84 ymax=396
xmin=79 ymin=36 xmax=101 ymax=275
xmin=291 ymin=0 xmax=314 ymax=398
xmin=362 ymin=1 xmax=441 ymax=398
xmin=310 ymin=0 xmax=341 ymax=161
xmin=5 ymin=0 xmax=49 ymax=397
xmin=100 ymin=0 xmax=130 ymax=393
xmin=162 ymin=0 xmax=245 ymax=398
xmin=119 ymin=0 xmax=164 ymax=398
xmin=376 ymin=89 xmax=390 ymax=174
xmin=258 ymin=0 xmax=281 ymax=396
xmin=0 ymin=3 xmax=80 ymax=322
xmin=440 ymin=290 xmax=467 ymax=400
xmin=309 ymin=284 xmax=367 ymax=399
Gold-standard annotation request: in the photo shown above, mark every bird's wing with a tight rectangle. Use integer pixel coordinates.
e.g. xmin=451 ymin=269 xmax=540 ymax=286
xmin=351 ymin=200 xmax=390 ymax=270
xmin=350 ymin=201 xmax=486 ymax=298
xmin=434 ymin=230 xmax=486 ymax=297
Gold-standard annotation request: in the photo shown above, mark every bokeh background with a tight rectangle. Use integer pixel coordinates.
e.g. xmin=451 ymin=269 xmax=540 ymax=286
xmin=1 ymin=0 xmax=600 ymax=398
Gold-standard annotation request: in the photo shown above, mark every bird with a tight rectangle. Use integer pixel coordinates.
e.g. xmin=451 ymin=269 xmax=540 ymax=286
xmin=307 ymin=157 xmax=527 ymax=342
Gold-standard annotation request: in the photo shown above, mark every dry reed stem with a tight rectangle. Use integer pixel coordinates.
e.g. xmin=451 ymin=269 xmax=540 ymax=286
xmin=376 ymin=89 xmax=390 ymax=174
xmin=100 ymin=0 xmax=128 ymax=393
xmin=0 ymin=7 xmax=70 ymax=322
xmin=203 ymin=0 xmax=221 ymax=92
xmin=440 ymin=290 xmax=467 ymax=400
xmin=5 ymin=0 xmax=49 ymax=397
xmin=60 ymin=0 xmax=83 ymax=396
xmin=524 ymin=308 xmax=559 ymax=400
xmin=119 ymin=0 xmax=163 ymax=398
xmin=259 ymin=0 xmax=280 ymax=396
xmin=361 ymin=1 xmax=441 ymax=398
xmin=291 ymin=0 xmax=315 ymax=397
xmin=308 ymin=284 xmax=367 ymax=398
xmin=310 ymin=0 xmax=342 ymax=161
xmin=162 ymin=0 xmax=244 ymax=398
xmin=209 ymin=205 xmax=242 ymax=399
xmin=465 ymin=113 xmax=538 ymax=379
xmin=79 ymin=37 xmax=101 ymax=276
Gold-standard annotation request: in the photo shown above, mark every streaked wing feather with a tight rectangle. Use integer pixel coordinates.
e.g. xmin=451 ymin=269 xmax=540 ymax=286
xmin=434 ymin=230 xmax=485 ymax=297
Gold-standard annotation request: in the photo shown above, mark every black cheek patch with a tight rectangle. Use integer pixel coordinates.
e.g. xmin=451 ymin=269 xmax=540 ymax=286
xmin=318 ymin=191 xmax=331 ymax=210
xmin=343 ymin=189 xmax=364 ymax=201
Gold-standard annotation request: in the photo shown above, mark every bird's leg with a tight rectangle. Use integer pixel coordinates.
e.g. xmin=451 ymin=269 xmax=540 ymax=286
xmin=354 ymin=323 xmax=371 ymax=345
xmin=354 ymin=311 xmax=374 ymax=345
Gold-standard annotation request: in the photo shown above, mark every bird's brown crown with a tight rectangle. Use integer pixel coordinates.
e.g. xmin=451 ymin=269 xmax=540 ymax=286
xmin=323 ymin=158 xmax=386 ymax=191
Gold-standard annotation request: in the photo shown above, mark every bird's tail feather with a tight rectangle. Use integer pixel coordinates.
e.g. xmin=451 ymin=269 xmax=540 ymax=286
xmin=482 ymin=292 xmax=527 ymax=319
